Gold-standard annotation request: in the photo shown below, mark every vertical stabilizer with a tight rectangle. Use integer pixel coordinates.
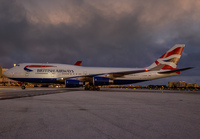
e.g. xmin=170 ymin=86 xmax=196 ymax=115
xmin=148 ymin=44 xmax=185 ymax=70
xmin=74 ymin=61 xmax=82 ymax=66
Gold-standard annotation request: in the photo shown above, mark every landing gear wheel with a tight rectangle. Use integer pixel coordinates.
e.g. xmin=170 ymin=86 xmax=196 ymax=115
xmin=96 ymin=87 xmax=100 ymax=91
xmin=21 ymin=86 xmax=26 ymax=89
xmin=89 ymin=86 xmax=94 ymax=91
xmin=84 ymin=85 xmax=100 ymax=91
xmin=84 ymin=85 xmax=90 ymax=90
xmin=92 ymin=86 xmax=100 ymax=91
xmin=93 ymin=86 xmax=100 ymax=91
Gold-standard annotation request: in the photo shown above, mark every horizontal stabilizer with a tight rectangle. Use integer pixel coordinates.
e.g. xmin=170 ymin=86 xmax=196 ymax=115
xmin=158 ymin=67 xmax=194 ymax=74
xmin=149 ymin=64 xmax=165 ymax=71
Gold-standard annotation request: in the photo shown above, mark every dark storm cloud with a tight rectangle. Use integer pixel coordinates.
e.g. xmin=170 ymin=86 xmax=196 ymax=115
xmin=0 ymin=0 xmax=199 ymax=84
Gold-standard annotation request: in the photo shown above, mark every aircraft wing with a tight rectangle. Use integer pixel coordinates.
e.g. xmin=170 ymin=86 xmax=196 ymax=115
xmin=57 ymin=69 xmax=148 ymax=81
xmin=105 ymin=69 xmax=148 ymax=78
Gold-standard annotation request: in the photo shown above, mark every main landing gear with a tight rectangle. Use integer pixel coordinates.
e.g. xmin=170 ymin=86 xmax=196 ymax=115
xmin=84 ymin=85 xmax=100 ymax=91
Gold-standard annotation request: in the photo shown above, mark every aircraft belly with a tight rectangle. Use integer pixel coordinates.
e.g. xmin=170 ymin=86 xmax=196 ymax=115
xmin=113 ymin=79 xmax=147 ymax=85
xmin=10 ymin=78 xmax=60 ymax=83
xmin=113 ymin=75 xmax=148 ymax=85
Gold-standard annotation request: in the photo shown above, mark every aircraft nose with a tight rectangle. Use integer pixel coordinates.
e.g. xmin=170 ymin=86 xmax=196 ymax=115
xmin=3 ymin=70 xmax=11 ymax=77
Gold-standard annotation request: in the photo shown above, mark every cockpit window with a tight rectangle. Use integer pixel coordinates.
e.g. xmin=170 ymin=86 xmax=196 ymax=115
xmin=16 ymin=64 xmax=20 ymax=66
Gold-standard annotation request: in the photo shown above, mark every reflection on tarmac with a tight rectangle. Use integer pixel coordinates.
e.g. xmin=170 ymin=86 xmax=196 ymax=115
xmin=0 ymin=87 xmax=199 ymax=100
xmin=0 ymin=87 xmax=200 ymax=138
xmin=0 ymin=87 xmax=81 ymax=100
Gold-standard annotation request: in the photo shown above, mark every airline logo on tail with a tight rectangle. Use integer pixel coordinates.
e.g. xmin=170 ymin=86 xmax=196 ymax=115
xmin=148 ymin=44 xmax=185 ymax=71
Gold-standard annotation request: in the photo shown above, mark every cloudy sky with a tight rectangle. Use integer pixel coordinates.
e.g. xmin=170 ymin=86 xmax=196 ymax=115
xmin=0 ymin=0 xmax=199 ymax=85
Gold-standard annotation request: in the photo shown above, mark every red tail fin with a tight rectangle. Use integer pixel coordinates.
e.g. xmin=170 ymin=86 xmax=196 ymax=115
xmin=74 ymin=61 xmax=82 ymax=66
xmin=148 ymin=44 xmax=185 ymax=70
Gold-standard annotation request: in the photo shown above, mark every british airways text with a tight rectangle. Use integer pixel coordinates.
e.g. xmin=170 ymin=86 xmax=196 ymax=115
xmin=37 ymin=69 xmax=74 ymax=73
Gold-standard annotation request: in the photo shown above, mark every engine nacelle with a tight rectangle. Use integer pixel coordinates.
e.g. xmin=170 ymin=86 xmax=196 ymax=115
xmin=93 ymin=77 xmax=113 ymax=86
xmin=65 ymin=79 xmax=83 ymax=88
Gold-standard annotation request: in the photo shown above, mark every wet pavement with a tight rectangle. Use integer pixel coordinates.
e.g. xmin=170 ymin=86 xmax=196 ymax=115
xmin=0 ymin=87 xmax=79 ymax=100
xmin=0 ymin=87 xmax=200 ymax=139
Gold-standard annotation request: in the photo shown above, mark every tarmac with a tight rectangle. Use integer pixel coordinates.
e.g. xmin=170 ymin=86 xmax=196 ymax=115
xmin=0 ymin=87 xmax=200 ymax=139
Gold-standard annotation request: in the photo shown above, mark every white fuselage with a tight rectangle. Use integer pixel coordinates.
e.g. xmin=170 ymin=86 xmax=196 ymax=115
xmin=3 ymin=63 xmax=178 ymax=84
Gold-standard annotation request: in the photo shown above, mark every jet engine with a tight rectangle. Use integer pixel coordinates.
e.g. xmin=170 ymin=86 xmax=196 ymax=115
xmin=65 ymin=79 xmax=83 ymax=87
xmin=93 ymin=76 xmax=113 ymax=86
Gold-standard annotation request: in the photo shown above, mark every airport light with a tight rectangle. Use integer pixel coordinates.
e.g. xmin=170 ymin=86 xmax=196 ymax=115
xmin=145 ymin=69 xmax=149 ymax=71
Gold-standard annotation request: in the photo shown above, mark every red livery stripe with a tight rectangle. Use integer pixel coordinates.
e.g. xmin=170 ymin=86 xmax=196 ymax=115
xmin=161 ymin=65 xmax=176 ymax=70
xmin=155 ymin=60 xmax=160 ymax=65
xmin=161 ymin=66 xmax=180 ymax=74
xmin=160 ymin=47 xmax=184 ymax=58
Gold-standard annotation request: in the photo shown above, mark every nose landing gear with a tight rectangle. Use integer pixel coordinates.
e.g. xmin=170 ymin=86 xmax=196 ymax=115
xmin=21 ymin=83 xmax=26 ymax=89
xmin=21 ymin=85 xmax=26 ymax=89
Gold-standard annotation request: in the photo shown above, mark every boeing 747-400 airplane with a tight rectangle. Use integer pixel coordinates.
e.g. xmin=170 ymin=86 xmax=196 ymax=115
xmin=3 ymin=44 xmax=193 ymax=90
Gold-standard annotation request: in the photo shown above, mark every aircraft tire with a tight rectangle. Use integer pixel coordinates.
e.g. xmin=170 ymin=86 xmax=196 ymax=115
xmin=21 ymin=86 xmax=26 ymax=89
xmin=89 ymin=86 xmax=93 ymax=91
xmin=84 ymin=85 xmax=90 ymax=90
xmin=85 ymin=85 xmax=100 ymax=91
xmin=96 ymin=87 xmax=100 ymax=91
